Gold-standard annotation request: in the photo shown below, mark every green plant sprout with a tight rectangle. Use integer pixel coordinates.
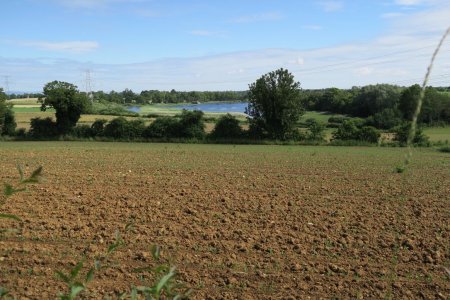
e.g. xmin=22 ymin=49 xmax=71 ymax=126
xmin=1 ymin=165 xmax=43 ymax=221
xmin=129 ymin=245 xmax=193 ymax=300
xmin=56 ymin=229 xmax=127 ymax=300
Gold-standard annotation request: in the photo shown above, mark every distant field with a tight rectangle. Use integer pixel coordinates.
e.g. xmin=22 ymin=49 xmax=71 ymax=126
xmin=300 ymin=111 xmax=345 ymax=123
xmin=8 ymin=98 xmax=40 ymax=105
xmin=423 ymin=127 xmax=450 ymax=142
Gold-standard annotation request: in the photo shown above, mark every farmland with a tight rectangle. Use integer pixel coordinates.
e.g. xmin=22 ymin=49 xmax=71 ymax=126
xmin=0 ymin=142 xmax=449 ymax=298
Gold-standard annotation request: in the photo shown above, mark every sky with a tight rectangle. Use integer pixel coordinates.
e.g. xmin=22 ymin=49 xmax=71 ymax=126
xmin=0 ymin=0 xmax=450 ymax=92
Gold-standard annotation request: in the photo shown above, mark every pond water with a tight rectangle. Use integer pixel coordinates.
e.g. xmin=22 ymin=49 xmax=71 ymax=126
xmin=128 ymin=102 xmax=248 ymax=114
xmin=173 ymin=102 xmax=248 ymax=113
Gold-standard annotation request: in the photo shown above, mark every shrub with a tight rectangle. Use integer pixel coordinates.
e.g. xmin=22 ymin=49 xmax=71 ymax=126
xmin=305 ymin=119 xmax=326 ymax=141
xmin=332 ymin=120 xmax=360 ymax=141
xmin=210 ymin=114 xmax=243 ymax=139
xmin=393 ymin=122 xmax=429 ymax=146
xmin=70 ymin=125 xmax=94 ymax=138
xmin=177 ymin=110 xmax=205 ymax=139
xmin=358 ymin=126 xmax=381 ymax=143
xmin=29 ymin=117 xmax=58 ymax=137
xmin=366 ymin=108 xmax=403 ymax=129
xmin=438 ymin=145 xmax=450 ymax=153
xmin=103 ymin=117 xmax=145 ymax=139
xmin=91 ymin=119 xmax=108 ymax=136
xmin=143 ymin=116 xmax=179 ymax=138
xmin=332 ymin=120 xmax=380 ymax=143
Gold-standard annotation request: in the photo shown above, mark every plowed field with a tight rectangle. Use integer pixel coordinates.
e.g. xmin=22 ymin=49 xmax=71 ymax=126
xmin=1 ymin=142 xmax=449 ymax=299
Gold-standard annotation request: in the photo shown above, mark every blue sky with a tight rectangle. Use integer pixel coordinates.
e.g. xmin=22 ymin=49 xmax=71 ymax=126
xmin=1 ymin=0 xmax=449 ymax=92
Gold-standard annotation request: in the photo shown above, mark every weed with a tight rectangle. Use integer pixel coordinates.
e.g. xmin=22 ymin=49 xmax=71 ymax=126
xmin=129 ymin=245 xmax=193 ymax=299
xmin=1 ymin=165 xmax=43 ymax=222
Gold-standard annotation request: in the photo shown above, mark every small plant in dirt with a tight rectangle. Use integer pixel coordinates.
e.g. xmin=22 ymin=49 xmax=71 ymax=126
xmin=1 ymin=165 xmax=43 ymax=297
xmin=129 ymin=245 xmax=193 ymax=300
xmin=1 ymin=165 xmax=43 ymax=222
xmin=56 ymin=230 xmax=126 ymax=300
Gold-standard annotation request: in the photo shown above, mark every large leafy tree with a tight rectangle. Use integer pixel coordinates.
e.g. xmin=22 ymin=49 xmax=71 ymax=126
xmin=40 ymin=81 xmax=90 ymax=134
xmin=246 ymin=68 xmax=303 ymax=139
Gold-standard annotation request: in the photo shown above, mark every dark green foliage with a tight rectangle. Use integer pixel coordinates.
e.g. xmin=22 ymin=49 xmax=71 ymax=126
xmin=366 ymin=108 xmax=403 ymax=129
xmin=393 ymin=122 xmax=429 ymax=145
xmin=29 ymin=117 xmax=58 ymax=137
xmin=332 ymin=120 xmax=361 ymax=141
xmin=332 ymin=120 xmax=380 ymax=143
xmin=103 ymin=117 xmax=145 ymax=139
xmin=438 ymin=145 xmax=450 ymax=153
xmin=177 ymin=109 xmax=205 ymax=139
xmin=1 ymin=108 xmax=16 ymax=136
xmin=70 ymin=125 xmax=94 ymax=138
xmin=358 ymin=126 xmax=381 ymax=143
xmin=399 ymin=84 xmax=421 ymax=121
xmin=90 ymin=119 xmax=108 ymax=136
xmin=351 ymin=84 xmax=402 ymax=117
xmin=210 ymin=114 xmax=243 ymax=139
xmin=143 ymin=117 xmax=180 ymax=138
xmin=40 ymin=81 xmax=91 ymax=134
xmin=305 ymin=119 xmax=325 ymax=141
xmin=247 ymin=68 xmax=304 ymax=139
xmin=0 ymin=88 xmax=16 ymax=136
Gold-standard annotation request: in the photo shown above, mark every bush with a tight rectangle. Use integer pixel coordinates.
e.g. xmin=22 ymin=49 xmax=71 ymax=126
xmin=305 ymin=119 xmax=326 ymax=141
xmin=91 ymin=119 xmax=108 ymax=136
xmin=177 ymin=110 xmax=205 ymax=139
xmin=332 ymin=120 xmax=380 ymax=143
xmin=393 ymin=122 xmax=429 ymax=146
xmin=29 ymin=117 xmax=58 ymax=137
xmin=210 ymin=114 xmax=243 ymax=139
xmin=103 ymin=117 xmax=145 ymax=139
xmin=143 ymin=116 xmax=179 ymax=138
xmin=70 ymin=125 xmax=94 ymax=138
xmin=358 ymin=126 xmax=381 ymax=143
xmin=438 ymin=145 xmax=450 ymax=153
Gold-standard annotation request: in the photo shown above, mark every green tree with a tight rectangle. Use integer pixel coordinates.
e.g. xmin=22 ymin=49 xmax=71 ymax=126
xmin=40 ymin=81 xmax=91 ymax=134
xmin=399 ymin=84 xmax=421 ymax=121
xmin=0 ymin=88 xmax=16 ymax=136
xmin=246 ymin=68 xmax=303 ymax=139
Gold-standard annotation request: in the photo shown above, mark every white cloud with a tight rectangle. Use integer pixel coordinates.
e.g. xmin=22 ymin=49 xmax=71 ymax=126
xmin=13 ymin=40 xmax=99 ymax=53
xmin=317 ymin=1 xmax=343 ymax=12
xmin=230 ymin=12 xmax=282 ymax=23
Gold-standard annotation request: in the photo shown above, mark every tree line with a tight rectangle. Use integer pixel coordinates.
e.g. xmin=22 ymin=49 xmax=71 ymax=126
xmin=1 ymin=68 xmax=449 ymax=145
xmin=92 ymin=89 xmax=247 ymax=104
xmin=304 ymin=84 xmax=450 ymax=128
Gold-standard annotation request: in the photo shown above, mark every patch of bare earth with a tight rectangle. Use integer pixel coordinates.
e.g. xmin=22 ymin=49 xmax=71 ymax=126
xmin=0 ymin=142 xmax=449 ymax=299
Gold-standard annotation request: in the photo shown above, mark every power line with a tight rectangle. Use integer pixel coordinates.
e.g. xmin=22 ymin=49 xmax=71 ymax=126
xmin=84 ymin=69 xmax=93 ymax=101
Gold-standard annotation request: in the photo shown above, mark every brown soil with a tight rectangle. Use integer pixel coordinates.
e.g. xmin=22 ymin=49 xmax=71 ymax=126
xmin=0 ymin=142 xmax=449 ymax=299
